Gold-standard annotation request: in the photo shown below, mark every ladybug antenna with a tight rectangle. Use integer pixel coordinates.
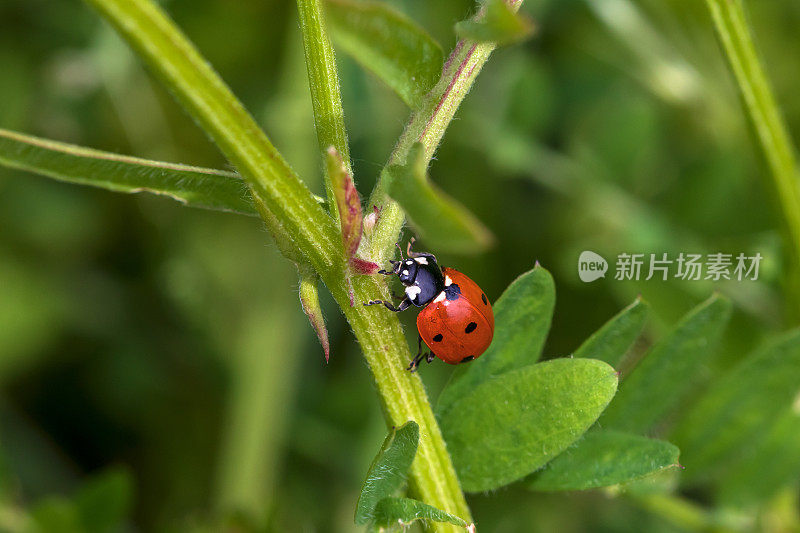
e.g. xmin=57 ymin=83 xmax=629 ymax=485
xmin=394 ymin=241 xmax=404 ymax=259
xmin=378 ymin=260 xmax=401 ymax=276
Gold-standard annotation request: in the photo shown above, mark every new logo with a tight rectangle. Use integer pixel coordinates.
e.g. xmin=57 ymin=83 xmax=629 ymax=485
xmin=578 ymin=251 xmax=608 ymax=282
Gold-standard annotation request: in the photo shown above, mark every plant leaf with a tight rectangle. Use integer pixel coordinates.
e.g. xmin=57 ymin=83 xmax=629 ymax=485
xmin=30 ymin=497 xmax=83 ymax=533
xmin=325 ymin=0 xmax=443 ymax=108
xmin=0 ymin=128 xmax=257 ymax=216
xmin=525 ymin=430 xmax=680 ymax=491
xmin=26 ymin=469 xmax=132 ymax=533
xmin=350 ymin=257 xmax=380 ymax=275
xmin=327 ymin=147 xmax=363 ymax=259
xmin=74 ymin=468 xmax=133 ymax=533
xmin=384 ymin=144 xmax=494 ymax=253
xmin=599 ymin=295 xmax=732 ymax=434
xmin=455 ymin=0 xmax=535 ymax=46
xmin=440 ymin=358 xmax=618 ymax=492
xmin=371 ymin=497 xmax=467 ymax=529
xmin=715 ymin=406 xmax=800 ymax=506
xmin=574 ymin=298 xmax=648 ymax=367
xmin=672 ymin=329 xmax=800 ymax=484
xmin=437 ymin=265 xmax=554 ymax=416
xmin=355 ymin=421 xmax=419 ymax=525
xmin=298 ymin=267 xmax=330 ymax=362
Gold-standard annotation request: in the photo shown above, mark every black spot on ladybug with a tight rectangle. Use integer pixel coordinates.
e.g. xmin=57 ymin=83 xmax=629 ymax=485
xmin=481 ymin=293 xmax=488 ymax=305
xmin=465 ymin=322 xmax=478 ymax=334
xmin=460 ymin=355 xmax=475 ymax=363
xmin=432 ymin=333 xmax=444 ymax=342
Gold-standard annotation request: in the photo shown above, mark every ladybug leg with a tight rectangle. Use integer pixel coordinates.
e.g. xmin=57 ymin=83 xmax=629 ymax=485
xmin=364 ymin=297 xmax=411 ymax=312
xmin=425 ymin=352 xmax=436 ymax=364
xmin=407 ymin=335 xmax=428 ymax=372
xmin=407 ymin=354 xmax=425 ymax=372
xmin=378 ymin=260 xmax=400 ymax=276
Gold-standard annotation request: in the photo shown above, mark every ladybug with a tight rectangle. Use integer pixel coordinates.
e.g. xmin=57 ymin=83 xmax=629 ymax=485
xmin=365 ymin=239 xmax=494 ymax=372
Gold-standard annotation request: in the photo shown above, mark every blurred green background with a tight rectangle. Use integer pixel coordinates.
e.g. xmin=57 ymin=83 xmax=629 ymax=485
xmin=1 ymin=0 xmax=798 ymax=531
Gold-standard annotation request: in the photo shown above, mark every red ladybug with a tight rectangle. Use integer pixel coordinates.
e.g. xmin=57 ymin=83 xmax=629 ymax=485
xmin=365 ymin=239 xmax=494 ymax=371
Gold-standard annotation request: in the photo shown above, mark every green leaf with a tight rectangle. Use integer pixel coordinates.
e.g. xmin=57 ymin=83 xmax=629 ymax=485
xmin=525 ymin=430 xmax=680 ymax=491
xmin=440 ymin=358 xmax=618 ymax=492
xmin=384 ymin=143 xmax=493 ymax=253
xmin=437 ymin=265 xmax=554 ymax=416
xmin=574 ymin=298 xmax=648 ymax=367
xmin=371 ymin=497 xmax=467 ymax=530
xmin=355 ymin=421 xmax=419 ymax=525
xmin=30 ymin=498 xmax=83 ymax=533
xmin=0 ymin=128 xmax=257 ymax=216
xmin=325 ymin=0 xmax=443 ymax=108
xmin=672 ymin=329 xmax=800 ymax=483
xmin=715 ymin=407 xmax=800 ymax=506
xmin=600 ymin=295 xmax=732 ymax=434
xmin=25 ymin=469 xmax=133 ymax=533
xmin=299 ymin=267 xmax=330 ymax=362
xmin=74 ymin=469 xmax=133 ymax=533
xmin=326 ymin=147 xmax=363 ymax=258
xmin=455 ymin=0 xmax=535 ymax=46
xmin=86 ymin=0 xmax=340 ymax=273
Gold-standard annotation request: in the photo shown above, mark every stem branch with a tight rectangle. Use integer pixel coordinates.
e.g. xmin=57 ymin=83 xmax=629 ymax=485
xmin=705 ymin=0 xmax=800 ymax=313
xmin=297 ymin=0 xmax=352 ymax=220
xmin=85 ymin=0 xmax=339 ymax=272
xmin=85 ymin=0 xmax=520 ymax=528
xmin=367 ymin=0 xmax=523 ymax=262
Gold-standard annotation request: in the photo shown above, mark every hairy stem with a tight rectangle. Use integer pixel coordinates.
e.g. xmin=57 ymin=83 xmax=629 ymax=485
xmin=368 ymin=0 xmax=524 ymax=262
xmin=297 ymin=0 xmax=352 ymax=221
xmin=331 ymin=275 xmax=472 ymax=530
xmin=295 ymin=0 xmax=473 ymax=526
xmin=85 ymin=0 xmax=514 ymax=528
xmin=84 ymin=0 xmax=339 ymax=272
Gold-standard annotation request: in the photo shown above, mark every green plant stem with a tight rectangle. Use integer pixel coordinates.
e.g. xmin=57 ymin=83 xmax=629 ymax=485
xmin=215 ymin=301 xmax=302 ymax=522
xmin=84 ymin=0 xmax=339 ymax=272
xmin=297 ymin=0 xmax=352 ymax=221
xmin=296 ymin=0 xmax=472 ymax=521
xmin=86 ymin=0 xmax=474 ymax=528
xmin=334 ymin=275 xmax=473 ymax=530
xmin=368 ymin=0 xmax=524 ymax=262
xmin=631 ymin=493 xmax=751 ymax=532
xmin=705 ymin=0 xmax=800 ymax=313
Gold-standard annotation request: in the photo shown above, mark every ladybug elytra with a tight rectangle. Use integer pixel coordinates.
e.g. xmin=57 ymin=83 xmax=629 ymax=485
xmin=365 ymin=239 xmax=494 ymax=372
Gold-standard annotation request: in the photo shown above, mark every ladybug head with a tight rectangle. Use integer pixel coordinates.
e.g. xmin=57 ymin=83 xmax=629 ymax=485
xmin=387 ymin=258 xmax=419 ymax=286
xmin=378 ymin=241 xmax=445 ymax=305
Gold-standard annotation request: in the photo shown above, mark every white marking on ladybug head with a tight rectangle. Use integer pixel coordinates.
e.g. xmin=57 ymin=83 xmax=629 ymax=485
xmin=433 ymin=291 xmax=446 ymax=303
xmin=415 ymin=256 xmax=428 ymax=265
xmin=444 ymin=275 xmax=453 ymax=286
xmin=402 ymin=270 xmax=409 ymax=276
xmin=405 ymin=285 xmax=422 ymax=301
xmin=405 ymin=260 xmax=414 ymax=266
